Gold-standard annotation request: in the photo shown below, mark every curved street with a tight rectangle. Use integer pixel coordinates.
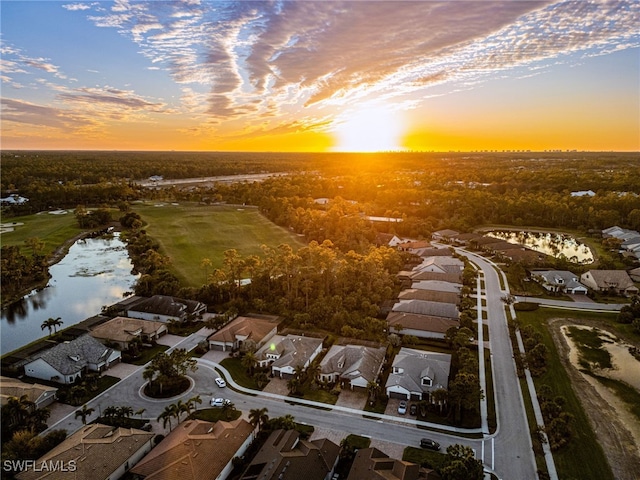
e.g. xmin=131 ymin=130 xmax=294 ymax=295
xmin=44 ymin=250 xmax=622 ymax=480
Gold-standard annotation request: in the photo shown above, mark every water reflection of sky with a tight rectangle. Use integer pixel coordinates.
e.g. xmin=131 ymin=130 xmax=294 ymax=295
xmin=486 ymin=231 xmax=594 ymax=264
xmin=0 ymin=235 xmax=139 ymax=355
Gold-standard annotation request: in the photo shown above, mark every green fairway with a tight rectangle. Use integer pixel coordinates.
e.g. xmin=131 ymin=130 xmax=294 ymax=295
xmin=132 ymin=202 xmax=305 ymax=287
xmin=1 ymin=211 xmax=83 ymax=256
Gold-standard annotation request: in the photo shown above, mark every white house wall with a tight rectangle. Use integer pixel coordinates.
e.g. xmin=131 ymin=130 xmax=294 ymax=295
xmin=24 ymin=358 xmax=80 ymax=385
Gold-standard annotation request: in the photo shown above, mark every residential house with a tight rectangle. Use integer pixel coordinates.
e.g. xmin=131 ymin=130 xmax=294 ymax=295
xmin=397 ymin=289 xmax=460 ymax=305
xmin=580 ymin=270 xmax=639 ymax=296
xmin=385 ymin=348 xmax=451 ymax=401
xmin=431 ymin=229 xmax=459 ymax=242
xmin=0 ymin=376 xmax=58 ymax=409
xmin=208 ymin=314 xmax=281 ymax=352
xmin=375 ymin=233 xmax=405 ymax=247
xmin=451 ymin=232 xmax=483 ymax=246
xmin=239 ymin=429 xmax=339 ymax=480
xmin=255 ymin=335 xmax=323 ymax=378
xmin=531 ymin=270 xmax=589 ymax=295
xmin=127 ymin=295 xmax=206 ymax=323
xmin=89 ymin=317 xmax=167 ymax=350
xmin=411 ymin=280 xmax=462 ymax=294
xmin=318 ymin=344 xmax=385 ymax=389
xmin=347 ymin=447 xmax=440 ymax=480
xmin=414 ymin=256 xmax=464 ymax=275
xmin=16 ymin=423 xmax=154 ymax=480
xmin=398 ymin=240 xmax=433 ymax=252
xmin=392 ymin=299 xmax=459 ymax=320
xmin=570 ymin=190 xmax=595 ymax=197
xmin=23 ymin=334 xmax=121 ymax=385
xmin=629 ymin=267 xmax=640 ymax=282
xmin=131 ymin=419 xmax=254 ymax=480
xmin=386 ymin=312 xmax=459 ymax=340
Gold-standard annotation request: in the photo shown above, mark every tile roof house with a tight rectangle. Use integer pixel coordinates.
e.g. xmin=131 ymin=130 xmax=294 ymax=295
xmin=131 ymin=419 xmax=254 ymax=480
xmin=239 ymin=429 xmax=339 ymax=480
xmin=385 ymin=348 xmax=452 ymax=401
xmin=398 ymin=289 xmax=460 ymax=305
xmin=392 ymin=299 xmax=459 ymax=320
xmin=346 ymin=447 xmax=440 ymax=480
xmin=414 ymin=256 xmax=464 ymax=275
xmin=255 ymin=335 xmax=323 ymax=378
xmin=629 ymin=267 xmax=640 ymax=282
xmin=23 ymin=334 xmax=121 ymax=385
xmin=127 ymin=295 xmax=206 ymax=323
xmin=89 ymin=316 xmax=167 ymax=350
xmin=318 ymin=344 xmax=386 ymax=389
xmin=410 ymin=280 xmax=462 ymax=293
xmin=532 ymin=270 xmax=589 ymax=295
xmin=400 ymin=271 xmax=463 ymax=284
xmin=431 ymin=229 xmax=460 ymax=242
xmin=0 ymin=376 xmax=58 ymax=409
xmin=386 ymin=312 xmax=459 ymax=340
xmin=16 ymin=423 xmax=154 ymax=480
xmin=580 ymin=270 xmax=639 ymax=296
xmin=208 ymin=314 xmax=281 ymax=352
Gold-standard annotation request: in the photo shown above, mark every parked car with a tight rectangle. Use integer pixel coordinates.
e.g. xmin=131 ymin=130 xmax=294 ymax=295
xmin=215 ymin=377 xmax=226 ymax=388
xmin=210 ymin=397 xmax=230 ymax=407
xmin=398 ymin=400 xmax=407 ymax=415
xmin=420 ymin=438 xmax=441 ymax=451
xmin=410 ymin=403 xmax=417 ymax=416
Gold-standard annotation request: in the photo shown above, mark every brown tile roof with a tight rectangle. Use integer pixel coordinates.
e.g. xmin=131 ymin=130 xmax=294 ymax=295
xmin=208 ymin=315 xmax=281 ymax=344
xmin=347 ymin=447 xmax=419 ymax=480
xmin=89 ymin=316 xmax=166 ymax=344
xmin=0 ymin=376 xmax=57 ymax=407
xmin=16 ymin=424 xmax=154 ymax=480
xmin=387 ymin=312 xmax=459 ymax=334
xmin=409 ymin=271 xmax=463 ymax=283
xmin=398 ymin=289 xmax=460 ymax=305
xmin=131 ymin=419 xmax=254 ymax=480
xmin=240 ymin=429 xmax=339 ymax=480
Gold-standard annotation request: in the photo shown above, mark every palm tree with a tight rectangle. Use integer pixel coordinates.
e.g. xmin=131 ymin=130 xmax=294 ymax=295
xmin=135 ymin=408 xmax=147 ymax=419
xmin=117 ymin=405 xmax=134 ymax=419
xmin=40 ymin=318 xmax=57 ymax=337
xmin=157 ymin=404 xmax=178 ymax=431
xmin=248 ymin=408 xmax=269 ymax=432
xmin=242 ymin=350 xmax=257 ymax=375
xmin=50 ymin=317 xmax=63 ymax=334
xmin=221 ymin=401 xmax=236 ymax=420
xmin=75 ymin=404 xmax=95 ymax=425
xmin=367 ymin=380 xmax=380 ymax=405
xmin=287 ymin=376 xmax=301 ymax=396
xmin=186 ymin=396 xmax=202 ymax=417
xmin=174 ymin=400 xmax=188 ymax=422
xmin=103 ymin=405 xmax=118 ymax=420
xmin=27 ymin=407 xmax=50 ymax=433
xmin=254 ymin=371 xmax=269 ymax=390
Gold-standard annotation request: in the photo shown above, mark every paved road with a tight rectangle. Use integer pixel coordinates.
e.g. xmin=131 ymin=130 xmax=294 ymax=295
xmin=514 ymin=296 xmax=625 ymax=312
xmin=47 ymin=251 xmax=586 ymax=479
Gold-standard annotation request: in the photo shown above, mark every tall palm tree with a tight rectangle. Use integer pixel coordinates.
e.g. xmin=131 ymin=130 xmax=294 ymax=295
xmin=174 ymin=400 xmax=188 ymax=422
xmin=367 ymin=380 xmax=380 ymax=404
xmin=27 ymin=407 xmax=50 ymax=433
xmin=221 ymin=401 xmax=236 ymax=421
xmin=75 ymin=404 xmax=95 ymax=425
xmin=186 ymin=396 xmax=202 ymax=417
xmin=40 ymin=318 xmax=56 ymax=337
xmin=50 ymin=317 xmax=63 ymax=334
xmin=157 ymin=404 xmax=178 ymax=431
xmin=248 ymin=408 xmax=269 ymax=432
xmin=135 ymin=408 xmax=147 ymax=419
xmin=242 ymin=350 xmax=257 ymax=375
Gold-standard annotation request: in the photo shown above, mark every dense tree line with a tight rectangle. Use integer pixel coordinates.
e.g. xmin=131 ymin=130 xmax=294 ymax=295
xmin=0 ymin=244 xmax=49 ymax=302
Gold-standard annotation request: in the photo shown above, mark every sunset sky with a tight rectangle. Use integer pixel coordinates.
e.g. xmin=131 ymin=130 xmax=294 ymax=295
xmin=1 ymin=0 xmax=639 ymax=152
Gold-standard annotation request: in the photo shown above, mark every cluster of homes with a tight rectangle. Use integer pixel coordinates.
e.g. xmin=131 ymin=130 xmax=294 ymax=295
xmin=12 ymin=295 xmax=206 ymax=386
xmin=10 ymin=418 xmax=439 ymax=480
xmin=603 ymin=225 xmax=640 ymax=262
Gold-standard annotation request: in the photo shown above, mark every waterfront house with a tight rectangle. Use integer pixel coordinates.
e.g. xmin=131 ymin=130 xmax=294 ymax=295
xmin=89 ymin=316 xmax=167 ymax=350
xmin=208 ymin=314 xmax=281 ymax=352
xmin=531 ymin=270 xmax=589 ymax=295
xmin=580 ymin=270 xmax=639 ymax=296
xmin=127 ymin=295 xmax=206 ymax=323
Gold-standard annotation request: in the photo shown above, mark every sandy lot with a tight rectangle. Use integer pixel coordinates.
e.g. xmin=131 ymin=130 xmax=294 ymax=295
xmin=549 ymin=318 xmax=640 ymax=480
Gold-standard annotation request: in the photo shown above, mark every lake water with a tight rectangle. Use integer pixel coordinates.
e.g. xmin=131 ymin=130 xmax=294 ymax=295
xmin=0 ymin=234 xmax=139 ymax=355
xmin=486 ymin=230 xmax=594 ymax=264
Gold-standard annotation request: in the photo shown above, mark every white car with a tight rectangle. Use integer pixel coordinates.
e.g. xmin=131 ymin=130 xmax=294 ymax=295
xmin=215 ymin=377 xmax=226 ymax=388
xmin=210 ymin=397 xmax=230 ymax=407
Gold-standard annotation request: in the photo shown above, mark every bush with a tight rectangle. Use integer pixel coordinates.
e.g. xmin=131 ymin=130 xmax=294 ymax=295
xmin=514 ymin=302 xmax=539 ymax=311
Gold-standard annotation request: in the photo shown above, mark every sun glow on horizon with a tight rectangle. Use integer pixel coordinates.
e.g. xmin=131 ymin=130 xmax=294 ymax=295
xmin=332 ymin=104 xmax=406 ymax=152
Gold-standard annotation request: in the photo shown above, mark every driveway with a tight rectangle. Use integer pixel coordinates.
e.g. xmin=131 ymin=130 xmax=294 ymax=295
xmin=105 ymin=362 xmax=140 ymax=380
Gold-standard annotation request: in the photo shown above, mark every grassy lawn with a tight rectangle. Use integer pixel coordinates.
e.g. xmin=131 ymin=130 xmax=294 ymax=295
xmin=516 ymin=308 xmax=616 ymax=480
xmin=1 ymin=211 xmax=83 ymax=257
xmin=127 ymin=344 xmax=169 ymax=365
xmin=403 ymin=446 xmax=445 ymax=470
xmin=132 ymin=202 xmax=306 ymax=287
xmin=220 ymin=357 xmax=260 ymax=390
xmin=190 ymin=406 xmax=242 ymax=422
xmin=296 ymin=387 xmax=338 ymax=405
xmin=566 ymin=326 xmax=612 ymax=369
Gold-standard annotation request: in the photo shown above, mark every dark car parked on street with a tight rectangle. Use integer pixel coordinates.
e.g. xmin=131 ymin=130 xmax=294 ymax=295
xmin=420 ymin=438 xmax=441 ymax=451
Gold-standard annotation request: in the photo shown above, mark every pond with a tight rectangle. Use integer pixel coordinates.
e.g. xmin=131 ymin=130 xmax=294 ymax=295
xmin=485 ymin=230 xmax=594 ymax=264
xmin=1 ymin=234 xmax=139 ymax=355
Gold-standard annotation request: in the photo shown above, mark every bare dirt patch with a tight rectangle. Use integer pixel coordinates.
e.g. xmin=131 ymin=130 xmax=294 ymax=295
xmin=548 ymin=317 xmax=640 ymax=480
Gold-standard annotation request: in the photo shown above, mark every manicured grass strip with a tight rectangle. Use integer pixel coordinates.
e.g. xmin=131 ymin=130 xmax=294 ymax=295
xmin=220 ymin=357 xmax=260 ymax=390
xmin=127 ymin=344 xmax=169 ymax=365
xmin=190 ymin=407 xmax=242 ymax=422
xmin=403 ymin=446 xmax=445 ymax=470
xmin=516 ymin=309 xmax=615 ymax=480
xmin=132 ymin=203 xmax=306 ymax=287
xmin=1 ymin=212 xmax=83 ymax=257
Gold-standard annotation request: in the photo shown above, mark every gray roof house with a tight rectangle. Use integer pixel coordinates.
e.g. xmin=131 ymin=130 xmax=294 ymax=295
xmin=580 ymin=270 xmax=639 ymax=296
xmin=318 ymin=344 xmax=385 ymax=389
xmin=385 ymin=348 xmax=451 ymax=401
xmin=411 ymin=280 xmax=462 ymax=293
xmin=386 ymin=312 xmax=459 ymax=340
xmin=23 ymin=334 xmax=121 ymax=385
xmin=255 ymin=334 xmax=323 ymax=378
xmin=392 ymin=299 xmax=459 ymax=320
xmin=532 ymin=270 xmax=588 ymax=295
xmin=127 ymin=295 xmax=206 ymax=323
